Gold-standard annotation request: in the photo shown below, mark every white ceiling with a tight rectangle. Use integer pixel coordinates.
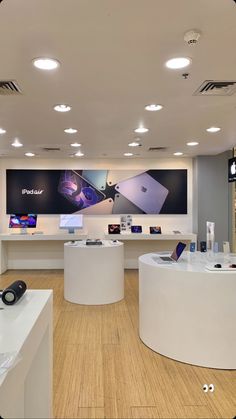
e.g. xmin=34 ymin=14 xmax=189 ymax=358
xmin=0 ymin=0 xmax=236 ymax=159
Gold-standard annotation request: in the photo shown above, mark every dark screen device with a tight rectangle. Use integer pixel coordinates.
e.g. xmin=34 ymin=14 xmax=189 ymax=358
xmin=159 ymin=242 xmax=186 ymax=262
xmin=108 ymin=224 xmax=120 ymax=234
xmin=149 ymin=226 xmax=162 ymax=234
xmin=200 ymin=241 xmax=207 ymax=252
xmin=131 ymin=225 xmax=142 ymax=233
xmin=1 ymin=280 xmax=27 ymax=305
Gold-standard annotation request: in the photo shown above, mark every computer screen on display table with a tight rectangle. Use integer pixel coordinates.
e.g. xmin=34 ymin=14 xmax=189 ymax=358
xmin=59 ymin=214 xmax=83 ymax=234
xmin=9 ymin=214 xmax=37 ymax=229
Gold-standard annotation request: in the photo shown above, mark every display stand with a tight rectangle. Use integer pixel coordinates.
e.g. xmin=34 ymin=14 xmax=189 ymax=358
xmin=0 ymin=290 xmax=53 ymax=418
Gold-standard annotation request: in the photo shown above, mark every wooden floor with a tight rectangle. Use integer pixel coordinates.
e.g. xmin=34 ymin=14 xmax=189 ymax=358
xmin=1 ymin=270 xmax=236 ymax=419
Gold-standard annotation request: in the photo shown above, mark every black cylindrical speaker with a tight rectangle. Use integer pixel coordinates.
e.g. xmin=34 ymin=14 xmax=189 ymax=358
xmin=1 ymin=280 xmax=27 ymax=305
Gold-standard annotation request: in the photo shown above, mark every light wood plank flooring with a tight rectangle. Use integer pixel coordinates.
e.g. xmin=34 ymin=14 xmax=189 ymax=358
xmin=1 ymin=270 xmax=236 ymax=419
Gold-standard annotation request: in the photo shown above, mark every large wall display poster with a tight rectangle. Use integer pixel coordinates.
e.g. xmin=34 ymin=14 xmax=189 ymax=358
xmin=6 ymin=169 xmax=187 ymax=214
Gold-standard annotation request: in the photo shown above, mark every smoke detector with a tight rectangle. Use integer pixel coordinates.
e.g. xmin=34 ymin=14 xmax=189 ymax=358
xmin=184 ymin=30 xmax=201 ymax=46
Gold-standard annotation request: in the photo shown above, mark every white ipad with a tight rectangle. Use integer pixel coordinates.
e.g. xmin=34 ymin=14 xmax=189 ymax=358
xmin=115 ymin=172 xmax=169 ymax=214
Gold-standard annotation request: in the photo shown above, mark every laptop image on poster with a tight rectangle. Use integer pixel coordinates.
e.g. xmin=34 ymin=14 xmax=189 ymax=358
xmin=155 ymin=242 xmax=186 ymax=264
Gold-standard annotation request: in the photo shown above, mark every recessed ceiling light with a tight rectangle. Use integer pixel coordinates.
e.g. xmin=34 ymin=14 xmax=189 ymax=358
xmin=25 ymin=152 xmax=35 ymax=157
xmin=173 ymin=152 xmax=183 ymax=156
xmin=187 ymin=141 xmax=199 ymax=146
xmin=32 ymin=58 xmax=60 ymax=70
xmin=75 ymin=151 xmax=84 ymax=157
xmin=0 ymin=128 xmax=6 ymax=134
xmin=70 ymin=142 xmax=81 ymax=147
xmin=165 ymin=57 xmax=191 ymax=69
xmin=206 ymin=126 xmax=221 ymax=133
xmin=11 ymin=139 xmax=23 ymax=147
xmin=128 ymin=141 xmax=141 ymax=147
xmin=64 ymin=128 xmax=78 ymax=134
xmin=54 ymin=104 xmax=71 ymax=112
xmin=134 ymin=127 xmax=149 ymax=134
xmin=124 ymin=152 xmax=133 ymax=156
xmin=145 ymin=104 xmax=163 ymax=111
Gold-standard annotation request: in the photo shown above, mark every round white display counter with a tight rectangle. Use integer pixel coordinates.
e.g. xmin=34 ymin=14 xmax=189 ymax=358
xmin=64 ymin=240 xmax=124 ymax=305
xmin=139 ymin=252 xmax=236 ymax=369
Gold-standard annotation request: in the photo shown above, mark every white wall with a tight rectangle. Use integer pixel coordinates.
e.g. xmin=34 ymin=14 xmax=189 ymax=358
xmin=0 ymin=157 xmax=193 ymax=236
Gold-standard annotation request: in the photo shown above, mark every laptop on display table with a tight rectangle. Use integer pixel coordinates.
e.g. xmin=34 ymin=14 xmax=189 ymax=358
xmin=154 ymin=241 xmax=186 ymax=264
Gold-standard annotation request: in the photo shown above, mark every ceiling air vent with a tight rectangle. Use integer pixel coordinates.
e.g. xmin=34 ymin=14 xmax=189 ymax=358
xmin=194 ymin=80 xmax=236 ymax=96
xmin=42 ymin=147 xmax=61 ymax=152
xmin=0 ymin=80 xmax=22 ymax=95
xmin=148 ymin=147 xmax=167 ymax=152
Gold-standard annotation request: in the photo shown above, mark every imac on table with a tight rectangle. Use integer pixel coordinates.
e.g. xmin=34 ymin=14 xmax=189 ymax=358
xmin=59 ymin=214 xmax=83 ymax=234
xmin=9 ymin=214 xmax=37 ymax=234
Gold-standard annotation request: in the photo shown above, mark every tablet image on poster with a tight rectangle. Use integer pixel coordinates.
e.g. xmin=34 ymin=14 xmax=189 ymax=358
xmin=6 ymin=169 xmax=187 ymax=214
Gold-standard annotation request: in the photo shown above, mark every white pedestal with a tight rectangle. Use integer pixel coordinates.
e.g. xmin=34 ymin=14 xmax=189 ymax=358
xmin=139 ymin=252 xmax=236 ymax=369
xmin=0 ymin=290 xmax=53 ymax=418
xmin=64 ymin=240 xmax=124 ymax=305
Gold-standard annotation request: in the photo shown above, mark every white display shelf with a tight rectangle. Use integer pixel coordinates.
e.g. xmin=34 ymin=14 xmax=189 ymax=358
xmin=0 ymin=290 xmax=53 ymax=418
xmin=105 ymin=232 xmax=196 ymax=241
xmin=64 ymin=240 xmax=124 ymax=305
xmin=0 ymin=233 xmax=87 ymax=273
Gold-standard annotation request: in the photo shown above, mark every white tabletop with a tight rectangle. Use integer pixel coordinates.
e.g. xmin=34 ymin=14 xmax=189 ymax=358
xmin=0 ymin=290 xmax=52 ymax=386
xmin=139 ymin=251 xmax=236 ymax=273
xmin=64 ymin=239 xmax=123 ymax=248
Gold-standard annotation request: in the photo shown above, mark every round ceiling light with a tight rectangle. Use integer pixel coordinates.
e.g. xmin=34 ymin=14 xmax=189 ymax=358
xmin=64 ymin=128 xmax=78 ymax=134
xmin=145 ymin=104 xmax=163 ymax=111
xmin=54 ymin=104 xmax=71 ymax=112
xmin=75 ymin=151 xmax=84 ymax=157
xmin=187 ymin=141 xmax=199 ymax=146
xmin=12 ymin=139 xmax=23 ymax=147
xmin=134 ymin=127 xmax=149 ymax=134
xmin=206 ymin=126 xmax=221 ymax=133
xmin=165 ymin=57 xmax=191 ymax=69
xmin=70 ymin=142 xmax=81 ymax=147
xmin=173 ymin=152 xmax=183 ymax=156
xmin=0 ymin=128 xmax=6 ymax=134
xmin=128 ymin=141 xmax=141 ymax=147
xmin=33 ymin=58 xmax=60 ymax=70
xmin=25 ymin=152 xmax=35 ymax=157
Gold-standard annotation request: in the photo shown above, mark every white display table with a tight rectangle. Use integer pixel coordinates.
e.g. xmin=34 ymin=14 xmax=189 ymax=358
xmin=139 ymin=252 xmax=236 ymax=369
xmin=0 ymin=290 xmax=53 ymax=418
xmin=104 ymin=232 xmax=197 ymax=268
xmin=64 ymin=240 xmax=124 ymax=305
xmin=0 ymin=233 xmax=87 ymax=273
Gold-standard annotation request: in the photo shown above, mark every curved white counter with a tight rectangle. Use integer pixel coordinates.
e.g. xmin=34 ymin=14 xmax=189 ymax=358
xmin=64 ymin=240 xmax=124 ymax=305
xmin=139 ymin=252 xmax=236 ymax=369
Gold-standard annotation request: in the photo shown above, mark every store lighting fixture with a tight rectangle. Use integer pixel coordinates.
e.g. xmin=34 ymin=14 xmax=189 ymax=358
xmin=206 ymin=127 xmax=221 ymax=133
xmin=25 ymin=152 xmax=35 ymax=157
xmin=145 ymin=104 xmax=163 ymax=111
xmin=11 ymin=139 xmax=23 ymax=147
xmin=54 ymin=104 xmax=71 ymax=112
xmin=64 ymin=128 xmax=78 ymax=134
xmin=70 ymin=142 xmax=81 ymax=147
xmin=33 ymin=58 xmax=60 ymax=70
xmin=173 ymin=152 xmax=183 ymax=156
xmin=134 ymin=127 xmax=149 ymax=134
xmin=187 ymin=141 xmax=199 ymax=146
xmin=165 ymin=57 xmax=191 ymax=69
